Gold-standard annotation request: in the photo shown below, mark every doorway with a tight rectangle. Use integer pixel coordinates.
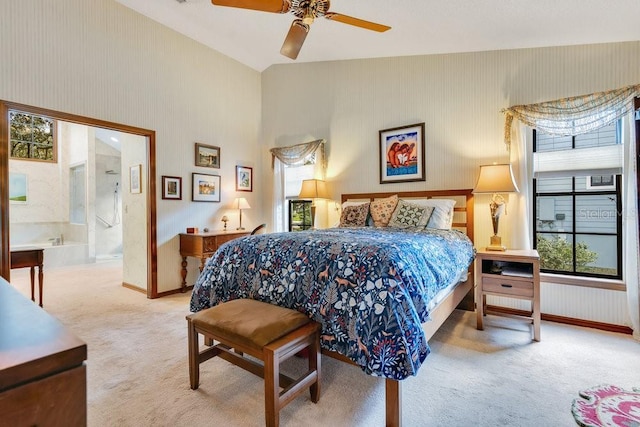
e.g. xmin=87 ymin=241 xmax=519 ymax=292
xmin=0 ymin=100 xmax=158 ymax=298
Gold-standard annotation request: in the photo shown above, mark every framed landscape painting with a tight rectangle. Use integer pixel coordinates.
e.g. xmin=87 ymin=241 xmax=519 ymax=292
xmin=195 ymin=143 xmax=220 ymax=168
xmin=9 ymin=172 xmax=27 ymax=204
xmin=192 ymin=173 xmax=221 ymax=202
xmin=379 ymin=122 xmax=426 ymax=184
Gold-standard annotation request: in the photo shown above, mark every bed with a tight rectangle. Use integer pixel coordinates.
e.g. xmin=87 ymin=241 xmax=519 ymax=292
xmin=189 ymin=189 xmax=475 ymax=426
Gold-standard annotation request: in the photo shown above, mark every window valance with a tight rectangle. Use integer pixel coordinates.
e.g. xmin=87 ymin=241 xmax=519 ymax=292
xmin=270 ymin=139 xmax=325 ymax=168
xmin=502 ymin=84 xmax=640 ymax=148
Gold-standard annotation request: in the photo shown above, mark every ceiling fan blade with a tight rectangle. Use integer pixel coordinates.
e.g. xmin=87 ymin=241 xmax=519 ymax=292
xmin=211 ymin=0 xmax=290 ymax=14
xmin=324 ymin=12 xmax=390 ymax=32
xmin=280 ymin=20 xmax=309 ymax=60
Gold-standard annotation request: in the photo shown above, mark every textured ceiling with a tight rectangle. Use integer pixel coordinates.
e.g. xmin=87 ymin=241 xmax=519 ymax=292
xmin=116 ymin=0 xmax=640 ymax=72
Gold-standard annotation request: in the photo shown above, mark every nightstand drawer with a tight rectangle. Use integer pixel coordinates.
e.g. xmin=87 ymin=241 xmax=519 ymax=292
xmin=216 ymin=234 xmax=245 ymax=245
xmin=482 ymin=276 xmax=534 ymax=298
xmin=202 ymin=237 xmax=218 ymax=253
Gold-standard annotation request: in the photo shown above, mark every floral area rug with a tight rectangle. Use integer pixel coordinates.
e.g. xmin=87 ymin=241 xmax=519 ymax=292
xmin=572 ymin=384 xmax=640 ymax=427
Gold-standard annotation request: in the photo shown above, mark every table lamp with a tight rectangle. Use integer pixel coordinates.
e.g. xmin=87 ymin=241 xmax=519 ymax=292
xmin=473 ymin=163 xmax=519 ymax=251
xmin=221 ymin=215 xmax=229 ymax=231
xmin=233 ymin=197 xmax=251 ymax=230
xmin=298 ymin=179 xmax=329 ymax=229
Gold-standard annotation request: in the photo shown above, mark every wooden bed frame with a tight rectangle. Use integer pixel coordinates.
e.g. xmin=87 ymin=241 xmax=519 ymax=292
xmin=332 ymin=189 xmax=475 ymax=427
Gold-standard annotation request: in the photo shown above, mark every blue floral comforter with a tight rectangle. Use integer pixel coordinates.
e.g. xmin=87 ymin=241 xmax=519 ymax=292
xmin=190 ymin=227 xmax=474 ymax=380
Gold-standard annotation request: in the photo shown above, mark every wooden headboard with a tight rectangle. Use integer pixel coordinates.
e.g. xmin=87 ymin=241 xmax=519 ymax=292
xmin=340 ymin=189 xmax=474 ymax=243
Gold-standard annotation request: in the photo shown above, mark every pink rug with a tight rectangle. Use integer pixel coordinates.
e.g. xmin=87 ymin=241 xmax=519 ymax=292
xmin=572 ymin=384 xmax=640 ymax=427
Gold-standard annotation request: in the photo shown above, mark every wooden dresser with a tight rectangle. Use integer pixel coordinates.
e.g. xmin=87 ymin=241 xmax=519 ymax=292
xmin=179 ymin=230 xmax=251 ymax=291
xmin=0 ymin=277 xmax=87 ymax=426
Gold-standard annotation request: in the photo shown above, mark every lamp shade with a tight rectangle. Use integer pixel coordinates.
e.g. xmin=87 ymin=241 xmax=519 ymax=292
xmin=473 ymin=164 xmax=519 ymax=194
xmin=298 ymin=179 xmax=329 ymax=199
xmin=233 ymin=197 xmax=251 ymax=210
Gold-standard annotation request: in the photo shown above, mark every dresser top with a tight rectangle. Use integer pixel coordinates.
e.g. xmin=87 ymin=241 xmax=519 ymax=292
xmin=0 ymin=278 xmax=86 ymax=391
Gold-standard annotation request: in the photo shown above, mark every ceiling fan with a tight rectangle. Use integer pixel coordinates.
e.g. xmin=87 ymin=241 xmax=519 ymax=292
xmin=210 ymin=0 xmax=391 ymax=60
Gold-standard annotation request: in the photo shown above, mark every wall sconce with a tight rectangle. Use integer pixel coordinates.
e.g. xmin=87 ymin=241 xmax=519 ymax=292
xmin=473 ymin=163 xmax=519 ymax=251
xmin=233 ymin=198 xmax=251 ymax=230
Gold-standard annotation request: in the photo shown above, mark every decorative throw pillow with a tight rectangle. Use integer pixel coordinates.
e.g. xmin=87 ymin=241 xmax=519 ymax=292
xmin=339 ymin=202 xmax=370 ymax=227
xmin=369 ymin=195 xmax=399 ymax=227
xmin=388 ymin=200 xmax=434 ymax=229
xmin=407 ymin=198 xmax=457 ymax=229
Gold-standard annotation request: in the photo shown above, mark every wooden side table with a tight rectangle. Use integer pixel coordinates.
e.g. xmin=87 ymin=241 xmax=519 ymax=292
xmin=475 ymin=249 xmax=541 ymax=341
xmin=179 ymin=230 xmax=251 ymax=291
xmin=10 ymin=246 xmax=44 ymax=307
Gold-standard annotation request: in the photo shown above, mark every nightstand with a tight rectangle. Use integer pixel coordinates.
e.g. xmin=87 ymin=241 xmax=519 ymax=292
xmin=475 ymin=249 xmax=541 ymax=341
xmin=179 ymin=230 xmax=250 ymax=292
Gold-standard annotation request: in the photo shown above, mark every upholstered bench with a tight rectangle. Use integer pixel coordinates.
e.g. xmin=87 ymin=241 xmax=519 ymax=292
xmin=186 ymin=298 xmax=321 ymax=427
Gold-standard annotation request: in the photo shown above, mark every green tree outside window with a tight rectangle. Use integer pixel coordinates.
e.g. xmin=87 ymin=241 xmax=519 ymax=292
xmin=9 ymin=111 xmax=56 ymax=162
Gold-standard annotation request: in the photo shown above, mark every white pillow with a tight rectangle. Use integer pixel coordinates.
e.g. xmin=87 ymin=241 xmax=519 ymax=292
xmin=403 ymin=198 xmax=456 ymax=229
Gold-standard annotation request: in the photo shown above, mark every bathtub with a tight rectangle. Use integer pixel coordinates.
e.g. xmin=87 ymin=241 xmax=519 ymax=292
xmin=11 ymin=242 xmax=92 ymax=269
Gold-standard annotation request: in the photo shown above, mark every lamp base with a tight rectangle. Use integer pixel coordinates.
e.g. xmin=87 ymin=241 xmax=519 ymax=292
xmin=310 ymin=204 xmax=316 ymax=230
xmin=236 ymin=227 xmax=245 ymax=231
xmin=486 ymin=244 xmax=506 ymax=251
xmin=486 ymin=235 xmax=506 ymax=251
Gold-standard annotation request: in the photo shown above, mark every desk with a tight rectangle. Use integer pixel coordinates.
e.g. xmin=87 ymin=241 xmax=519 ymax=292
xmin=0 ymin=277 xmax=87 ymax=426
xmin=179 ymin=230 xmax=250 ymax=291
xmin=10 ymin=246 xmax=44 ymax=307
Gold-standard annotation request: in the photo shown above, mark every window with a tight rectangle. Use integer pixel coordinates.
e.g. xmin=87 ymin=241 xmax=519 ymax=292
xmin=288 ymin=200 xmax=312 ymax=231
xmin=533 ymin=122 xmax=622 ymax=279
xmin=283 ymin=154 xmax=316 ymax=231
xmin=9 ymin=111 xmax=57 ymax=162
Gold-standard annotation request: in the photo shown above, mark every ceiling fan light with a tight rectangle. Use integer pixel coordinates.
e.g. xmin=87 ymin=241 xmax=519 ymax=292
xmin=302 ymin=15 xmax=314 ymax=25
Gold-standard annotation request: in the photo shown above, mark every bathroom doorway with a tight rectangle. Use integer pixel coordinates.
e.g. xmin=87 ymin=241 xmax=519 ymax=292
xmin=9 ymin=122 xmax=128 ymax=269
xmin=0 ymin=100 xmax=158 ymax=297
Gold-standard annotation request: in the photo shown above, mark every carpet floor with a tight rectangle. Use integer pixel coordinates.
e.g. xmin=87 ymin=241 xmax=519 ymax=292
xmin=8 ymin=260 xmax=640 ymax=426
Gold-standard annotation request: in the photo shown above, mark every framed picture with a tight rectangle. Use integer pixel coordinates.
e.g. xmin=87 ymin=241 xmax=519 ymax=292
xmin=9 ymin=172 xmax=27 ymax=204
xmin=235 ymin=165 xmax=253 ymax=192
xmin=586 ymin=175 xmax=616 ymax=191
xmin=379 ymin=122 xmax=426 ymax=184
xmin=130 ymin=164 xmax=142 ymax=194
xmin=161 ymin=175 xmax=182 ymax=200
xmin=195 ymin=143 xmax=220 ymax=168
xmin=192 ymin=172 xmax=221 ymax=202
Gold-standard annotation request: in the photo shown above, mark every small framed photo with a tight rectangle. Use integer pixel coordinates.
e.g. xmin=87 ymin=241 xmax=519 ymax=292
xmin=195 ymin=143 xmax=220 ymax=168
xmin=130 ymin=164 xmax=142 ymax=194
xmin=236 ymin=165 xmax=253 ymax=192
xmin=379 ymin=122 xmax=426 ymax=184
xmin=161 ymin=176 xmax=182 ymax=200
xmin=192 ymin=173 xmax=221 ymax=202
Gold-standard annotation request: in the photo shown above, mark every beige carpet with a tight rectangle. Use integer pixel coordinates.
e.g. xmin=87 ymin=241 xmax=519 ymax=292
xmin=9 ymin=260 xmax=640 ymax=426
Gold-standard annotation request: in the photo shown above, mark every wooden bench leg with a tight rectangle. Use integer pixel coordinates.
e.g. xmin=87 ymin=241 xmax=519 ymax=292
xmin=309 ymin=329 xmax=320 ymax=403
xmin=264 ymin=347 xmax=279 ymax=427
xmin=187 ymin=317 xmax=200 ymax=390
